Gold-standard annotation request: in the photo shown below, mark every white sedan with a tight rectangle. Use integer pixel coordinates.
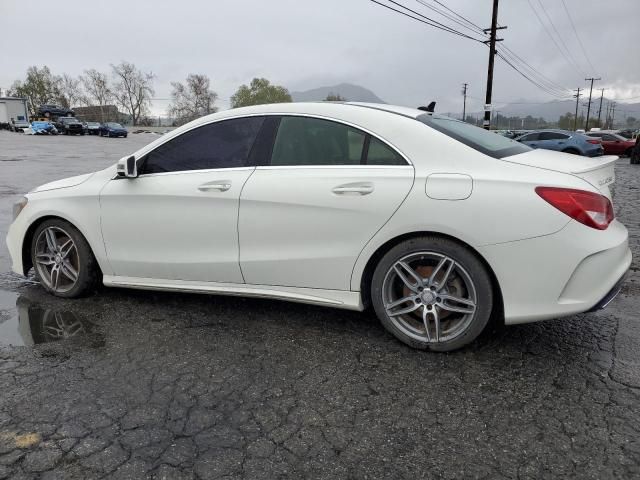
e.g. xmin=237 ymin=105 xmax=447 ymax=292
xmin=6 ymin=103 xmax=631 ymax=351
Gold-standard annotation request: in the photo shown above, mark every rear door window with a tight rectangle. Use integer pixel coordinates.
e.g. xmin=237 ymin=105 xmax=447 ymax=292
xmin=269 ymin=116 xmax=408 ymax=166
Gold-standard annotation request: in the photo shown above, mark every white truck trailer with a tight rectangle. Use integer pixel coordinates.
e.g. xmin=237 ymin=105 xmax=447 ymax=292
xmin=0 ymin=97 xmax=29 ymax=130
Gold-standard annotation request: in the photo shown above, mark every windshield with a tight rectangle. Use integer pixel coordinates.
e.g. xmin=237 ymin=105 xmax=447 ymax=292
xmin=417 ymin=114 xmax=532 ymax=159
xmin=107 ymin=123 xmax=123 ymax=128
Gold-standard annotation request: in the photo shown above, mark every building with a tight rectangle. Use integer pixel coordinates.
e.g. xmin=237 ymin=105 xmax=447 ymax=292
xmin=72 ymin=105 xmax=124 ymax=123
xmin=0 ymin=97 xmax=29 ymax=129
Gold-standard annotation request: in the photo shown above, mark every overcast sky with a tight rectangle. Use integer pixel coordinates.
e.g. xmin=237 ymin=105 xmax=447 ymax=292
xmin=1 ymin=0 xmax=638 ymax=116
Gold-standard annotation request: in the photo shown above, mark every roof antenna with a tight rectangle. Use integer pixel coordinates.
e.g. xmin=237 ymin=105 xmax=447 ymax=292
xmin=418 ymin=101 xmax=436 ymax=113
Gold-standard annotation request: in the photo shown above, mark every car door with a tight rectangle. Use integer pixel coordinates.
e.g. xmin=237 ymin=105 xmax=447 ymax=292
xmin=601 ymin=134 xmax=623 ymax=154
xmin=238 ymin=115 xmax=414 ymax=291
xmin=99 ymin=116 xmax=265 ymax=283
xmin=537 ymin=132 xmax=566 ymax=151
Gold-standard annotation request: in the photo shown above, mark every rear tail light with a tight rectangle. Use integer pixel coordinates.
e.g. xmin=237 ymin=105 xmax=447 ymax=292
xmin=586 ymin=139 xmax=601 ymax=144
xmin=535 ymin=187 xmax=614 ymax=230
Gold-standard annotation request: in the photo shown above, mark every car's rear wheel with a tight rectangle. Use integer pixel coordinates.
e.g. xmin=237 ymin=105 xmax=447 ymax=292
xmin=31 ymin=219 xmax=100 ymax=298
xmin=371 ymin=236 xmax=493 ymax=352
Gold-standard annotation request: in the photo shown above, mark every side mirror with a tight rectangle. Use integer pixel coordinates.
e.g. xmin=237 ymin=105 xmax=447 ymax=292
xmin=116 ymin=156 xmax=138 ymax=178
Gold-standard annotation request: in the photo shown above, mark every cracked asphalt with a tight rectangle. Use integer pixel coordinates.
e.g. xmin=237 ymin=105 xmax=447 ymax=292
xmin=0 ymin=131 xmax=639 ymax=479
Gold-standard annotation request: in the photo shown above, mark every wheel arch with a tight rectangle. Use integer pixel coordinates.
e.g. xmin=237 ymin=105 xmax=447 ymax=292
xmin=562 ymin=147 xmax=580 ymax=155
xmin=357 ymin=231 xmax=504 ymax=322
xmin=21 ymin=214 xmax=104 ymax=277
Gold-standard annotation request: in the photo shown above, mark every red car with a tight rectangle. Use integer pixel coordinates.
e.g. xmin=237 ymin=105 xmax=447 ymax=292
xmin=585 ymin=132 xmax=636 ymax=156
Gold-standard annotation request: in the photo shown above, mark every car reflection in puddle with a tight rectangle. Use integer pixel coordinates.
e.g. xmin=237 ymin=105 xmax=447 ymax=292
xmin=0 ymin=291 xmax=98 ymax=347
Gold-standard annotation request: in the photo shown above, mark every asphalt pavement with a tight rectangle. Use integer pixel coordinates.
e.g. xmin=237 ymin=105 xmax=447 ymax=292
xmin=0 ymin=130 xmax=638 ymax=479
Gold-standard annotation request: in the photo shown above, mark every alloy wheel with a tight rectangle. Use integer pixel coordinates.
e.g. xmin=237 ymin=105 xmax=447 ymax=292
xmin=382 ymin=252 xmax=477 ymax=344
xmin=34 ymin=227 xmax=80 ymax=293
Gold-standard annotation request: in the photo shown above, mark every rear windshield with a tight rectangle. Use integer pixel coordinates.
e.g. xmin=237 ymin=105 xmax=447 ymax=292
xmin=417 ymin=114 xmax=531 ymax=159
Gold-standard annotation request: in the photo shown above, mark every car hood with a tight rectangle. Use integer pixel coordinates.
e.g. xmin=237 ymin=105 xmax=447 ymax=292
xmin=29 ymin=172 xmax=94 ymax=193
xmin=506 ymin=149 xmax=618 ymax=197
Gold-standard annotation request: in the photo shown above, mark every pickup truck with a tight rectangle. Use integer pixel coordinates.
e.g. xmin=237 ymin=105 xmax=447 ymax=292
xmin=55 ymin=117 xmax=85 ymax=135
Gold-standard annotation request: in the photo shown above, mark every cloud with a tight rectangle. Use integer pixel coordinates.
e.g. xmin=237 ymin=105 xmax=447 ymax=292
xmin=2 ymin=0 xmax=637 ymax=116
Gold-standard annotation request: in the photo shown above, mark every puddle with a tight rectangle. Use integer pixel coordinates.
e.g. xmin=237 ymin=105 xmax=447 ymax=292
xmin=0 ymin=290 xmax=98 ymax=347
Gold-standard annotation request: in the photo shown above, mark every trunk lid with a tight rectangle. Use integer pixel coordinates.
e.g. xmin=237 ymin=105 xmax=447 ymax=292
xmin=506 ymin=149 xmax=617 ymax=198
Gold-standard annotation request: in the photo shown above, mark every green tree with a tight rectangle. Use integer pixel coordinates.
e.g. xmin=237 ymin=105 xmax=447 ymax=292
xmin=9 ymin=66 xmax=62 ymax=116
xmin=558 ymin=112 xmax=574 ymax=130
xmin=324 ymin=92 xmax=346 ymax=101
xmin=230 ymin=78 xmax=291 ymax=108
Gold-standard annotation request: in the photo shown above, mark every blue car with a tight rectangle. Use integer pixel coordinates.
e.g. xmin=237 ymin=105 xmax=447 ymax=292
xmin=515 ymin=129 xmax=603 ymax=157
xmin=99 ymin=122 xmax=128 ymax=138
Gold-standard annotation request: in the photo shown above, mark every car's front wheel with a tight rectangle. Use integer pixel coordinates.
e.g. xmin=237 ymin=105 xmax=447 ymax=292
xmin=371 ymin=236 xmax=493 ymax=352
xmin=31 ymin=219 xmax=100 ymax=298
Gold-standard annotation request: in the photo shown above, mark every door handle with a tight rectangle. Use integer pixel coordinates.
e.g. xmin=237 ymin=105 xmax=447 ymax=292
xmin=198 ymin=181 xmax=232 ymax=192
xmin=332 ymin=182 xmax=374 ymax=195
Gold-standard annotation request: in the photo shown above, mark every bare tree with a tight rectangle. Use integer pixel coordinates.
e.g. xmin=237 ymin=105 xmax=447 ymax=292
xmin=80 ymin=69 xmax=113 ymax=120
xmin=111 ymin=61 xmax=154 ymax=126
xmin=58 ymin=74 xmax=83 ymax=109
xmin=169 ymin=74 xmax=218 ymax=125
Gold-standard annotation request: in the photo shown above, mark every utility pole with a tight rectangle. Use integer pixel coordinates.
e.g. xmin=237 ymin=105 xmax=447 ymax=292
xmin=610 ymin=102 xmax=616 ymax=129
xmin=483 ymin=0 xmax=506 ymax=130
xmin=573 ymin=87 xmax=581 ymax=131
xmin=461 ymin=83 xmax=468 ymax=122
xmin=597 ymin=88 xmax=605 ymax=126
xmin=584 ymin=77 xmax=601 ymax=131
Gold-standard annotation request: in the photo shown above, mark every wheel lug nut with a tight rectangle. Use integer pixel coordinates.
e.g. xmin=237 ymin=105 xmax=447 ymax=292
xmin=430 ymin=286 xmax=436 ymax=291
xmin=427 ymin=305 xmax=432 ymax=310
xmin=418 ymin=287 xmax=423 ymax=292
xmin=436 ymin=297 xmax=441 ymax=302
xmin=415 ymin=298 xmax=421 ymax=303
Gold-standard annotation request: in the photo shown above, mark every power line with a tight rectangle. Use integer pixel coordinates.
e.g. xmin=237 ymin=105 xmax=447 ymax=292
xmin=496 ymin=51 xmax=572 ymax=99
xmin=560 ymin=0 xmax=597 ymax=75
xmin=497 ymin=45 xmax=571 ymax=97
xmin=413 ymin=0 xmax=486 ymax=36
xmin=525 ymin=0 xmax=585 ymax=77
xmin=535 ymin=0 xmax=587 ymax=76
xmin=369 ymin=0 xmax=486 ymax=42
xmin=430 ymin=0 xmax=485 ymax=31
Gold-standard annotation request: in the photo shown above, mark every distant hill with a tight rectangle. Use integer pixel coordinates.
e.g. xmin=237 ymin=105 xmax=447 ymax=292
xmin=291 ymin=83 xmax=385 ymax=103
xmin=499 ymin=98 xmax=640 ymax=122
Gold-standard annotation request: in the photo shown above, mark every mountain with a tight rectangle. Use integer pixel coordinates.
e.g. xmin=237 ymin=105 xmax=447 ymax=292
xmin=291 ymin=83 xmax=385 ymax=103
xmin=499 ymin=98 xmax=640 ymax=122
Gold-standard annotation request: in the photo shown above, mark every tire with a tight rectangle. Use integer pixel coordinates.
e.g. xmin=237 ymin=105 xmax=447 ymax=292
xmin=30 ymin=219 xmax=100 ymax=298
xmin=371 ymin=236 xmax=493 ymax=352
xmin=562 ymin=148 xmax=580 ymax=155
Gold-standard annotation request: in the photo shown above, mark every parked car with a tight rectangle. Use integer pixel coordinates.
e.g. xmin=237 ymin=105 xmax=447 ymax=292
xmin=55 ymin=117 xmax=84 ymax=135
xmin=85 ymin=122 xmax=101 ymax=135
xmin=99 ymin=122 xmax=128 ymax=138
xmin=9 ymin=116 xmax=30 ymax=132
xmin=616 ymin=129 xmax=639 ymax=140
xmin=38 ymin=104 xmax=74 ymax=118
xmin=6 ymin=103 xmax=630 ymax=352
xmin=584 ymin=131 xmax=636 ymax=157
xmin=516 ymin=129 xmax=603 ymax=156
